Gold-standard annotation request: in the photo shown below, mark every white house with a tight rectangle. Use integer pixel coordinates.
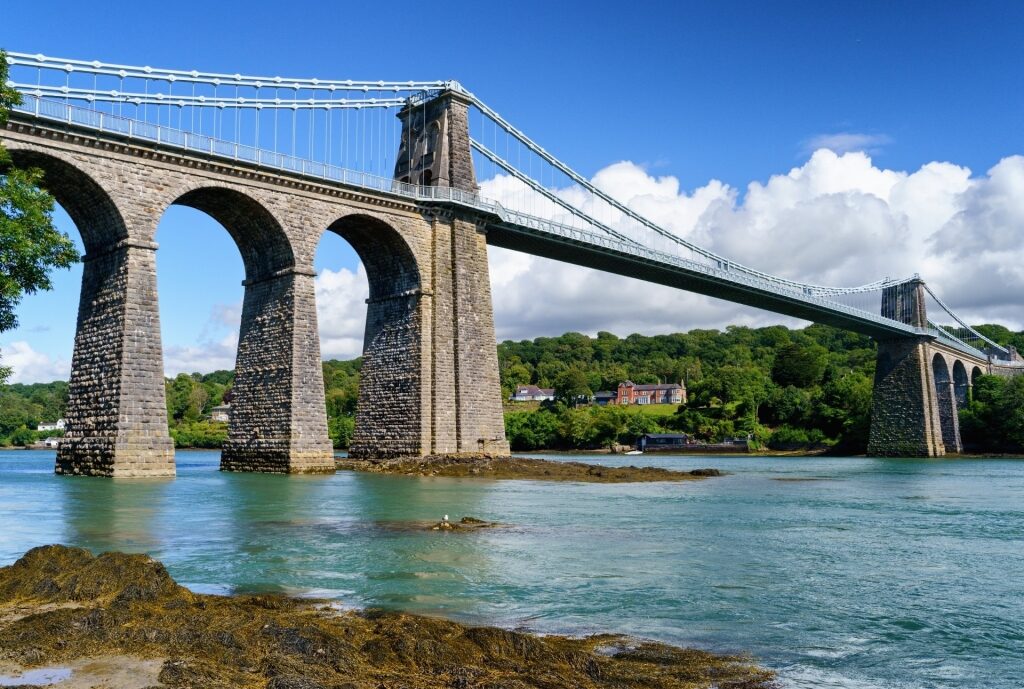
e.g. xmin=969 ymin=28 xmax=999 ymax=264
xmin=209 ymin=404 xmax=231 ymax=423
xmin=37 ymin=418 xmax=66 ymax=432
xmin=509 ymin=385 xmax=556 ymax=402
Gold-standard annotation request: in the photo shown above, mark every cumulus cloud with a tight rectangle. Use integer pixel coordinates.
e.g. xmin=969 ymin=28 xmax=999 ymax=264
xmin=315 ymin=265 xmax=369 ymax=360
xmin=164 ymin=333 xmax=239 ymax=377
xmin=802 ymin=132 xmax=892 ymax=155
xmin=164 ymin=302 xmax=242 ymax=376
xmin=0 ymin=341 xmax=70 ymax=383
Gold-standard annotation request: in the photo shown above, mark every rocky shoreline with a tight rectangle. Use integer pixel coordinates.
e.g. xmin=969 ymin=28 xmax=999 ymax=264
xmin=0 ymin=546 xmax=775 ymax=689
xmin=336 ymin=454 xmax=723 ymax=482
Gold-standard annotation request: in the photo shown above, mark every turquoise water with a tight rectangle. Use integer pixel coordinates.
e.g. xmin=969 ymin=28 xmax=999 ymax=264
xmin=0 ymin=450 xmax=1021 ymax=688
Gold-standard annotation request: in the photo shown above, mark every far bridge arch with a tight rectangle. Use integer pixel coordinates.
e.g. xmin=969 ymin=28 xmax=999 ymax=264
xmin=931 ymin=353 xmax=962 ymax=454
xmin=319 ymin=213 xmax=426 ymax=458
xmin=952 ymin=360 xmax=970 ymax=408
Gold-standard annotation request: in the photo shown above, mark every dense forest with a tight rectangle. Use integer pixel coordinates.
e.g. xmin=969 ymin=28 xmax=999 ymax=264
xmin=499 ymin=325 xmax=875 ymax=451
xmin=3 ymin=324 xmax=1024 ymax=454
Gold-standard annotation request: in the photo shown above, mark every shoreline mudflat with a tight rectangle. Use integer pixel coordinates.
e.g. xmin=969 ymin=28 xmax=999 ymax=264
xmin=336 ymin=454 xmax=722 ymax=482
xmin=0 ymin=545 xmax=775 ymax=689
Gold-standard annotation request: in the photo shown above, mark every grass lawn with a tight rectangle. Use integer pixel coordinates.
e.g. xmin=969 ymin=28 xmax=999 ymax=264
xmin=615 ymin=403 xmax=680 ymax=417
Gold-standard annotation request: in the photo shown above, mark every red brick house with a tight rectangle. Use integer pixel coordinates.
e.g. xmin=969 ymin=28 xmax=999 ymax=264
xmin=616 ymin=380 xmax=686 ymax=405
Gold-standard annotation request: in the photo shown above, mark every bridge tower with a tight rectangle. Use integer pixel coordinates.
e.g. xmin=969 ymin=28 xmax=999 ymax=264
xmin=867 ymin=278 xmax=951 ymax=456
xmin=394 ymin=85 xmax=476 ymax=191
xmin=340 ymin=87 xmax=509 ymax=457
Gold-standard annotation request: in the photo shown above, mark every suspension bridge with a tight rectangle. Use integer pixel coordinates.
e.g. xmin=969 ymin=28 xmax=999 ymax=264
xmin=1 ymin=52 xmax=1018 ymax=475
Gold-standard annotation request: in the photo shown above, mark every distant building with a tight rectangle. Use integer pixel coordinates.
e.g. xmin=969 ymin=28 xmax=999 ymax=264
xmin=593 ymin=390 xmax=618 ymax=406
xmin=637 ymin=433 xmax=690 ymax=451
xmin=209 ymin=404 xmax=231 ymax=423
xmin=40 ymin=437 xmax=62 ymax=448
xmin=37 ymin=418 xmax=65 ymax=432
xmin=509 ymin=385 xmax=556 ymax=402
xmin=616 ymin=381 xmax=686 ymax=405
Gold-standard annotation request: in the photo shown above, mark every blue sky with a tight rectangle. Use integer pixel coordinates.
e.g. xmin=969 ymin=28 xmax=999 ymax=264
xmin=2 ymin=1 xmax=1023 ymax=381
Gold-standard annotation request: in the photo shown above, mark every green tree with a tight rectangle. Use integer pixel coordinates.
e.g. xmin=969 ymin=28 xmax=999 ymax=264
xmin=590 ymin=405 xmax=629 ymax=449
xmin=0 ymin=50 xmax=81 ymax=382
xmin=328 ymin=415 xmax=355 ymax=449
xmin=165 ymin=373 xmax=207 ymax=423
xmin=771 ymin=342 xmax=829 ymax=388
xmin=553 ymin=367 xmax=592 ymax=406
xmin=558 ymin=407 xmax=594 ymax=448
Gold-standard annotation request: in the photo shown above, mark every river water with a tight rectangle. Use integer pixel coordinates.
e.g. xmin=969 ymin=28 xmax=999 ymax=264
xmin=0 ymin=450 xmax=1021 ymax=688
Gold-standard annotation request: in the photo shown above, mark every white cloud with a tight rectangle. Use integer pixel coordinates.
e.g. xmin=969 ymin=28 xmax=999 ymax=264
xmin=315 ymin=265 xmax=369 ymax=360
xmin=1 ymin=341 xmax=70 ymax=383
xmin=802 ymin=132 xmax=892 ymax=155
xmin=163 ymin=332 xmax=238 ymax=377
xmin=164 ymin=302 xmax=241 ymax=376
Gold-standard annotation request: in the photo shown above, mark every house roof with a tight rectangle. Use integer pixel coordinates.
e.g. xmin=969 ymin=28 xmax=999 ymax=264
xmin=514 ymin=385 xmax=554 ymax=395
xmin=641 ymin=433 xmax=689 ymax=439
xmin=620 ymin=382 xmax=683 ymax=391
xmin=594 ymin=390 xmax=617 ymax=398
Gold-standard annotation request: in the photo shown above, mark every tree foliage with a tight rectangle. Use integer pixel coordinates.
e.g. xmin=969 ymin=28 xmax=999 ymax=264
xmin=500 ymin=324 xmax=881 ymax=451
xmin=0 ymin=50 xmax=81 ymax=382
xmin=8 ymin=319 xmax=1024 ymax=454
xmin=960 ymin=374 xmax=1024 ymax=451
xmin=771 ymin=342 xmax=828 ymax=388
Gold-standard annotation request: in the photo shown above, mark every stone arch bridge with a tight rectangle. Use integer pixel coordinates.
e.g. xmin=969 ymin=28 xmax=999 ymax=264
xmin=2 ymin=55 xmax=1020 ymax=476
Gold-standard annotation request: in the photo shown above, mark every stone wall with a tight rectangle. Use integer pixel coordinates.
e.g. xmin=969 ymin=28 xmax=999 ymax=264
xmin=450 ymin=219 xmax=509 ymax=454
xmin=221 ymin=269 xmax=334 ymax=473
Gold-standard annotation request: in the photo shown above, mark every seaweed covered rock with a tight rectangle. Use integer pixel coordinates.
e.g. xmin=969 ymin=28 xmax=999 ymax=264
xmin=0 ymin=545 xmax=776 ymax=689
xmin=337 ymin=455 xmax=715 ymax=483
xmin=0 ymin=544 xmax=188 ymax=605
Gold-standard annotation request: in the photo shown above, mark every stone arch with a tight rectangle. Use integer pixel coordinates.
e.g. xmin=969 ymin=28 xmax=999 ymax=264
xmin=932 ymin=353 xmax=960 ymax=453
xmin=157 ymin=186 xmax=331 ymax=473
xmin=952 ymin=360 xmax=969 ymax=408
xmin=169 ymin=186 xmax=295 ymax=280
xmin=2 ymin=147 xmax=128 ymax=253
xmin=325 ymin=213 xmax=421 ymax=302
xmin=319 ymin=213 xmax=425 ymax=458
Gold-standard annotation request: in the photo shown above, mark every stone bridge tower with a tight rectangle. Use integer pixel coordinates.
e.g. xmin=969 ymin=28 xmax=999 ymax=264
xmin=868 ymin=279 xmax=949 ymax=456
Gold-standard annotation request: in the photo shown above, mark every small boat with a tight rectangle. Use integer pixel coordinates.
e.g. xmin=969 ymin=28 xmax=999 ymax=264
xmin=625 ymin=450 xmax=644 ymax=456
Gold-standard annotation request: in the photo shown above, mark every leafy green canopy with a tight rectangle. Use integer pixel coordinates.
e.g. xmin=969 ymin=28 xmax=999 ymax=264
xmin=0 ymin=50 xmax=81 ymax=382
